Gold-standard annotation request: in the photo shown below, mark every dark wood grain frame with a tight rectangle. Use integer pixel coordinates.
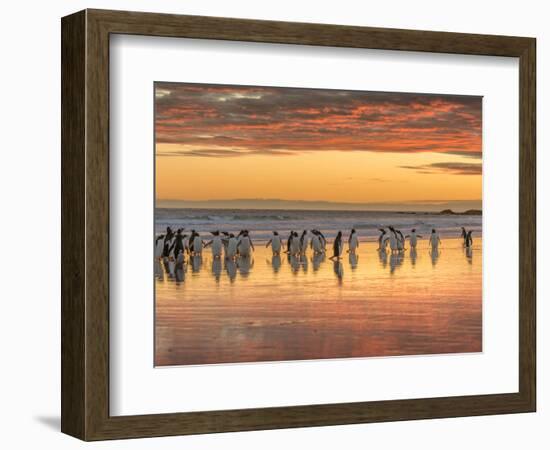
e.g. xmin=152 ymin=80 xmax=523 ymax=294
xmin=61 ymin=9 xmax=536 ymax=441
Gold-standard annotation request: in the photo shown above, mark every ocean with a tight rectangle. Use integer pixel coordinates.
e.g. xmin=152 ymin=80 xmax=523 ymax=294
xmin=155 ymin=208 xmax=482 ymax=243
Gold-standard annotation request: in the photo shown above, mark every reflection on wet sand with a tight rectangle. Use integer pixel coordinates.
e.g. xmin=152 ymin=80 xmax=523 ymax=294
xmin=211 ymin=257 xmax=222 ymax=281
xmin=465 ymin=246 xmax=473 ymax=264
xmin=410 ymin=247 xmax=417 ymax=266
xmin=378 ymin=248 xmax=388 ymax=269
xmin=333 ymin=259 xmax=344 ymax=281
xmin=225 ymin=259 xmax=237 ymax=282
xmin=430 ymin=248 xmax=440 ymax=267
xmin=348 ymin=252 xmax=359 ymax=270
xmin=270 ymin=255 xmax=282 ymax=273
xmin=155 ymin=238 xmax=482 ymax=366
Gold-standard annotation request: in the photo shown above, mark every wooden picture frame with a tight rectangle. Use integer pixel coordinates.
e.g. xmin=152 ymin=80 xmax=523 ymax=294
xmin=61 ymin=9 xmax=536 ymax=441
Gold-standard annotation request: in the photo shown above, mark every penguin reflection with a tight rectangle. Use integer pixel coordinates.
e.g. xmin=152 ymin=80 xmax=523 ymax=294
xmin=410 ymin=247 xmax=418 ymax=267
xmin=190 ymin=255 xmax=202 ymax=273
xmin=378 ymin=247 xmax=388 ymax=269
xmin=312 ymin=252 xmax=325 ymax=272
xmin=225 ymin=258 xmax=237 ymax=282
xmin=301 ymin=254 xmax=309 ymax=273
xmin=430 ymin=248 xmax=440 ymax=267
xmin=389 ymin=252 xmax=404 ymax=274
xmin=237 ymin=255 xmax=253 ymax=277
xmin=211 ymin=257 xmax=222 ymax=281
xmin=154 ymin=258 xmax=164 ymax=281
xmin=333 ymin=259 xmax=344 ymax=282
xmin=289 ymin=254 xmax=300 ymax=274
xmin=174 ymin=252 xmax=186 ymax=284
xmin=270 ymin=254 xmax=282 ymax=273
xmin=162 ymin=256 xmax=173 ymax=279
xmin=348 ymin=252 xmax=359 ymax=270
xmin=465 ymin=246 xmax=473 ymax=264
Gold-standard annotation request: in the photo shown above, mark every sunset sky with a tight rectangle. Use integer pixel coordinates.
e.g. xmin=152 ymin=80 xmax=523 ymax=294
xmin=155 ymin=83 xmax=482 ymax=211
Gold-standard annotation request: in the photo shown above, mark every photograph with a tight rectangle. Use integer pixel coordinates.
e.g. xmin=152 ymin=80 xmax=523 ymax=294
xmin=153 ymin=82 xmax=483 ymax=366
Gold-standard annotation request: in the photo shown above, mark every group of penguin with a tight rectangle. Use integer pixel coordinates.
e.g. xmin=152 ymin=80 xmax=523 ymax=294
xmin=155 ymin=225 xmax=476 ymax=267
xmin=155 ymin=227 xmax=255 ymax=267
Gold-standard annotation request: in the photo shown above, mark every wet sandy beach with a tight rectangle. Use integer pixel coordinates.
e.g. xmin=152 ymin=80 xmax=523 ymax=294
xmin=155 ymin=238 xmax=482 ymax=366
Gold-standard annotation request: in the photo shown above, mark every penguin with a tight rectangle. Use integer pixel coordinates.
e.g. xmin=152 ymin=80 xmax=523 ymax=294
xmin=429 ymin=228 xmax=441 ymax=250
xmin=237 ymin=231 xmax=254 ymax=257
xmin=388 ymin=226 xmax=398 ymax=254
xmin=209 ymin=230 xmax=223 ymax=258
xmin=192 ymin=232 xmax=203 ymax=255
xmin=169 ymin=228 xmax=186 ymax=258
xmin=286 ymin=231 xmax=295 ymax=254
xmin=182 ymin=233 xmax=190 ymax=255
xmin=406 ymin=228 xmax=422 ymax=249
xmin=289 ymin=231 xmax=301 ymax=255
xmin=377 ymin=228 xmax=387 ymax=249
xmin=461 ymin=227 xmax=468 ymax=247
xmin=465 ymin=230 xmax=473 ymax=248
xmin=188 ymin=229 xmax=197 ymax=254
xmin=299 ymin=230 xmax=309 ymax=254
xmin=310 ymin=230 xmax=323 ymax=254
xmin=330 ymin=231 xmax=343 ymax=260
xmin=316 ymin=230 xmax=327 ymax=249
xmin=225 ymin=233 xmax=238 ymax=259
xmin=265 ymin=231 xmax=282 ymax=255
xmin=161 ymin=234 xmax=173 ymax=259
xmin=154 ymin=234 xmax=165 ymax=258
xmin=348 ymin=228 xmax=359 ymax=253
xmin=395 ymin=228 xmax=405 ymax=251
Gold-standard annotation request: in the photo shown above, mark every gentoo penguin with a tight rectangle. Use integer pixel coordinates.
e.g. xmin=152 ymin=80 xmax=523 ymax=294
xmin=289 ymin=231 xmax=301 ymax=255
xmin=225 ymin=233 xmax=238 ymax=259
xmin=182 ymin=233 xmax=190 ymax=255
xmin=388 ymin=227 xmax=398 ymax=254
xmin=330 ymin=231 xmax=343 ymax=260
xmin=377 ymin=228 xmax=387 ymax=249
xmin=407 ymin=228 xmax=422 ymax=249
xmin=286 ymin=231 xmax=295 ymax=254
xmin=265 ymin=231 xmax=282 ymax=255
xmin=316 ymin=229 xmax=327 ymax=249
xmin=465 ymin=230 xmax=473 ymax=248
xmin=310 ymin=230 xmax=323 ymax=254
xmin=155 ymin=234 xmax=164 ymax=258
xmin=237 ymin=231 xmax=254 ymax=257
xmin=209 ymin=230 xmax=223 ymax=258
xmin=299 ymin=230 xmax=309 ymax=254
xmin=395 ymin=228 xmax=405 ymax=251
xmin=157 ymin=226 xmax=175 ymax=258
xmin=429 ymin=228 xmax=441 ymax=250
xmin=170 ymin=228 xmax=186 ymax=257
xmin=348 ymin=228 xmax=359 ymax=253
xmin=461 ymin=227 xmax=468 ymax=247
xmin=192 ymin=232 xmax=203 ymax=255
xmin=188 ymin=229 xmax=197 ymax=254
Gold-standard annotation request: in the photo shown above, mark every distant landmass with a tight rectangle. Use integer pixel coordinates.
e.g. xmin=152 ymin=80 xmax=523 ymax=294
xmin=439 ymin=209 xmax=482 ymax=216
xmin=156 ymin=198 xmax=482 ymax=213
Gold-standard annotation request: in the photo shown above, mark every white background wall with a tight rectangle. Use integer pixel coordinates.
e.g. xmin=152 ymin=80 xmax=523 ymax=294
xmin=0 ymin=1 xmax=546 ymax=448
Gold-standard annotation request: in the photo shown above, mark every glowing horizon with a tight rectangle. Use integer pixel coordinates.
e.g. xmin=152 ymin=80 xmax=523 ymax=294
xmin=155 ymin=83 xmax=482 ymax=207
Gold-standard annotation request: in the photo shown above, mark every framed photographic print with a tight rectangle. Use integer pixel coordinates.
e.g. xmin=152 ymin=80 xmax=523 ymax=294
xmin=61 ymin=9 xmax=536 ymax=440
